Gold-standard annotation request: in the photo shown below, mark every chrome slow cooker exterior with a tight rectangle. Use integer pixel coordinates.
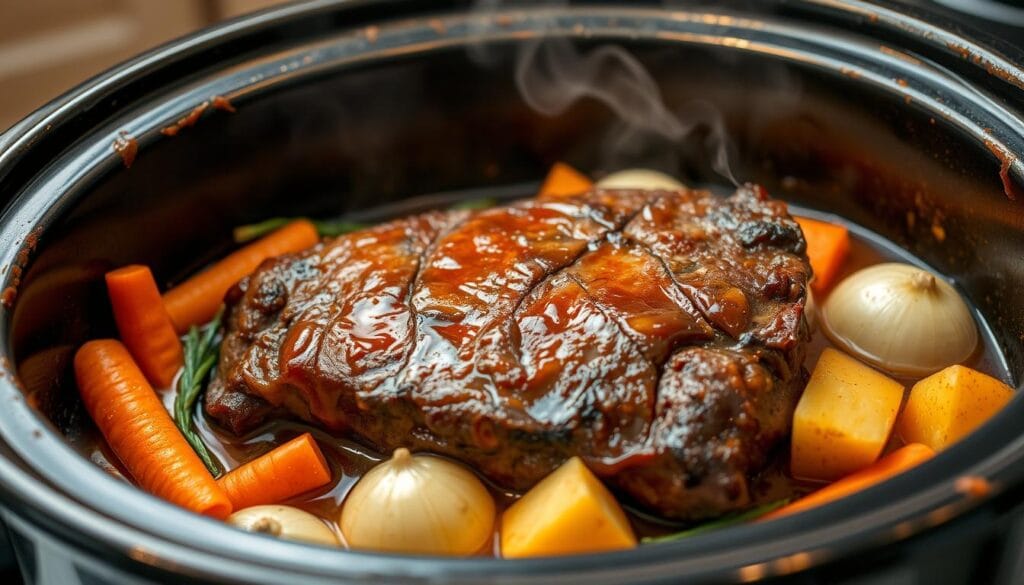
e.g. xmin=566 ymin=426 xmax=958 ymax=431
xmin=1 ymin=1 xmax=1024 ymax=583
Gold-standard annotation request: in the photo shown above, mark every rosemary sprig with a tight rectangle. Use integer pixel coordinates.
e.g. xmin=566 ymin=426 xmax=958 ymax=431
xmin=314 ymin=219 xmax=370 ymax=237
xmin=233 ymin=217 xmax=368 ymax=243
xmin=233 ymin=217 xmax=291 ymax=243
xmin=449 ymin=197 xmax=498 ymax=211
xmin=641 ymin=499 xmax=789 ymax=544
xmin=233 ymin=197 xmax=499 ymax=243
xmin=173 ymin=308 xmax=225 ymax=477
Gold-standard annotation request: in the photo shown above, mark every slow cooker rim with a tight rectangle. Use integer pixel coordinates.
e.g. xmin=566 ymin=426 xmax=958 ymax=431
xmin=1 ymin=1 xmax=1024 ymax=582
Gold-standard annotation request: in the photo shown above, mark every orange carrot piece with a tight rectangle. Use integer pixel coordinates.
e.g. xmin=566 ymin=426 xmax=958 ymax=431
xmin=763 ymin=443 xmax=934 ymax=520
xmin=163 ymin=220 xmax=319 ymax=332
xmin=795 ymin=216 xmax=850 ymax=294
xmin=217 ymin=433 xmax=331 ymax=509
xmin=105 ymin=265 xmax=183 ymax=388
xmin=74 ymin=340 xmax=232 ymax=519
xmin=538 ymin=162 xmax=593 ymax=198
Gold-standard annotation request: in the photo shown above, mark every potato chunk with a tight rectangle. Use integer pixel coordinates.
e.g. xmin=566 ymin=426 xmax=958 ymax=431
xmin=897 ymin=365 xmax=1013 ymax=451
xmin=792 ymin=348 xmax=904 ymax=481
xmin=501 ymin=457 xmax=636 ymax=558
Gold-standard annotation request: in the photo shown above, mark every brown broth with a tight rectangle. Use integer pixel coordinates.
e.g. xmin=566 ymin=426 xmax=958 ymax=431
xmin=60 ymin=205 xmax=1013 ymax=552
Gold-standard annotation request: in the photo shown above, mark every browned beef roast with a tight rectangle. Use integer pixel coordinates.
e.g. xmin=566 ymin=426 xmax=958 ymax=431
xmin=206 ymin=184 xmax=811 ymax=520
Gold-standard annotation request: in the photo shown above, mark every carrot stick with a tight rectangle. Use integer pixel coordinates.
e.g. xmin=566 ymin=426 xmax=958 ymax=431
xmin=763 ymin=443 xmax=934 ymax=520
xmin=163 ymin=219 xmax=319 ymax=332
xmin=217 ymin=433 xmax=331 ymax=509
xmin=105 ymin=265 xmax=183 ymax=388
xmin=74 ymin=340 xmax=232 ymax=519
xmin=538 ymin=162 xmax=593 ymax=199
xmin=795 ymin=216 xmax=850 ymax=295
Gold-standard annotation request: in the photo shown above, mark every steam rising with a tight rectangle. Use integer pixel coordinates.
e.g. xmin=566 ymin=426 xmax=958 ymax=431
xmin=515 ymin=42 xmax=683 ymax=142
xmin=513 ymin=36 xmax=739 ymax=184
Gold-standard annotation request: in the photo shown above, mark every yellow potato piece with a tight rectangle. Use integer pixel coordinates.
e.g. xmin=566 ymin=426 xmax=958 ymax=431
xmin=792 ymin=348 xmax=904 ymax=481
xmin=897 ymin=365 xmax=1013 ymax=451
xmin=501 ymin=457 xmax=636 ymax=558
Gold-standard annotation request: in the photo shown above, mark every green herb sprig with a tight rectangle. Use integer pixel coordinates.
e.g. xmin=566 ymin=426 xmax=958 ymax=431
xmin=449 ymin=197 xmax=498 ymax=211
xmin=173 ymin=309 xmax=225 ymax=477
xmin=233 ymin=217 xmax=368 ymax=243
xmin=641 ymin=499 xmax=789 ymax=544
xmin=233 ymin=197 xmax=499 ymax=244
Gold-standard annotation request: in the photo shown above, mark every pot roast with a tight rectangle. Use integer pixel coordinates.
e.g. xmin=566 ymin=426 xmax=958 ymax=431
xmin=206 ymin=184 xmax=811 ymax=520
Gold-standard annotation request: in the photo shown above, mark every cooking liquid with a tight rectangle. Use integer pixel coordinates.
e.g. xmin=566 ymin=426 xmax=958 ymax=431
xmin=69 ymin=202 xmax=1012 ymax=552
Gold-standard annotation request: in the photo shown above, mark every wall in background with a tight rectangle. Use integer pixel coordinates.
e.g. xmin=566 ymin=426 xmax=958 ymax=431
xmin=0 ymin=0 xmax=289 ymax=131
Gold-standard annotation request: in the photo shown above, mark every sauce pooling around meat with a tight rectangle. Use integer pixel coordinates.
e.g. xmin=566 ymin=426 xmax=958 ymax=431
xmin=26 ymin=165 xmax=1014 ymax=557
xmin=70 ymin=203 xmax=1005 ymax=546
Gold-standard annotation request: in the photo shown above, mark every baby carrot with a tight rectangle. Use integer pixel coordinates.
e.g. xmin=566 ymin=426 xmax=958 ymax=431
xmin=74 ymin=340 xmax=232 ymax=519
xmin=763 ymin=443 xmax=934 ymax=520
xmin=795 ymin=216 xmax=850 ymax=295
xmin=106 ymin=265 xmax=183 ymax=389
xmin=162 ymin=219 xmax=319 ymax=332
xmin=217 ymin=433 xmax=331 ymax=509
xmin=538 ymin=162 xmax=593 ymax=198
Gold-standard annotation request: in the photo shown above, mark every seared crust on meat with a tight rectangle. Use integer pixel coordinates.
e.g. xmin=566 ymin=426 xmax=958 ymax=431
xmin=206 ymin=184 xmax=810 ymax=520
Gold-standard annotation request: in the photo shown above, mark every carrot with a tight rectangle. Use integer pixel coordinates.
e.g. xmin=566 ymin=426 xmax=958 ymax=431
xmin=105 ymin=265 xmax=183 ymax=388
xmin=217 ymin=433 xmax=332 ymax=509
xmin=163 ymin=219 xmax=319 ymax=332
xmin=795 ymin=216 xmax=850 ymax=294
xmin=538 ymin=162 xmax=593 ymax=198
xmin=763 ymin=443 xmax=934 ymax=520
xmin=74 ymin=340 xmax=232 ymax=519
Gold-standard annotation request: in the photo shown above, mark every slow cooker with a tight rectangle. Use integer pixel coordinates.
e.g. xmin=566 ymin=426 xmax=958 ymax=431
xmin=1 ymin=1 xmax=1024 ymax=583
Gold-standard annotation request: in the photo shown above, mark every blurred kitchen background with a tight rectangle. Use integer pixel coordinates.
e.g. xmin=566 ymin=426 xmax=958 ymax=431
xmin=4 ymin=1 xmax=1024 ymax=133
xmin=0 ymin=0 xmax=290 ymax=131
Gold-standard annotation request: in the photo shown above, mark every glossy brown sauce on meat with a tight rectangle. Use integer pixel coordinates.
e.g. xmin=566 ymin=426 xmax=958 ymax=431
xmin=58 ymin=198 xmax=1009 ymax=548
xmin=206 ymin=186 xmax=810 ymax=521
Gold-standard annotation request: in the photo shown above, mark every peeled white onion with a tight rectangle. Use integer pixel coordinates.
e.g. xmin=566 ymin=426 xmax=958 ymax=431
xmin=805 ymin=288 xmax=818 ymax=332
xmin=340 ymin=448 xmax=495 ymax=555
xmin=595 ymin=168 xmax=685 ymax=191
xmin=228 ymin=505 xmax=338 ymax=546
xmin=821 ymin=263 xmax=978 ymax=377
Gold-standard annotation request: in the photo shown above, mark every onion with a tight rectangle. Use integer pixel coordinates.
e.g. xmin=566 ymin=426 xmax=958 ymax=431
xmin=340 ymin=448 xmax=495 ymax=555
xmin=821 ymin=263 xmax=978 ymax=377
xmin=595 ymin=168 xmax=685 ymax=191
xmin=805 ymin=288 xmax=818 ymax=332
xmin=228 ymin=505 xmax=338 ymax=546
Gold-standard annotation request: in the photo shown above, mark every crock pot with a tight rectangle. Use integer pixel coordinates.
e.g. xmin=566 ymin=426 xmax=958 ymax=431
xmin=1 ymin=1 xmax=1024 ymax=583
